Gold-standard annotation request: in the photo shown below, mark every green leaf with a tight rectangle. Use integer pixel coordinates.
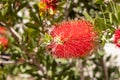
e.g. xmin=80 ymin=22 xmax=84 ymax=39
xmin=0 ymin=69 xmax=4 ymax=75
xmin=41 ymin=33 xmax=52 ymax=47
xmin=109 ymin=13 xmax=112 ymax=24
xmin=93 ymin=0 xmax=104 ymax=4
xmin=94 ymin=18 xmax=106 ymax=31
xmin=20 ymin=65 xmax=26 ymax=72
xmin=29 ymin=5 xmax=41 ymax=23
xmin=45 ymin=33 xmax=52 ymax=41
xmin=17 ymin=2 xmax=28 ymax=12
xmin=112 ymin=13 xmax=119 ymax=25
xmin=117 ymin=11 xmax=120 ymax=24
xmin=83 ymin=11 xmax=94 ymax=23
xmin=97 ymin=49 xmax=105 ymax=56
xmin=13 ymin=67 xmax=20 ymax=75
xmin=1 ymin=3 xmax=9 ymax=16
xmin=25 ymin=22 xmax=39 ymax=29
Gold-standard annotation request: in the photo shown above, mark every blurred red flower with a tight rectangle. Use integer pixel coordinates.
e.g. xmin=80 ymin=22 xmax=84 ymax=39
xmin=0 ymin=27 xmax=6 ymax=34
xmin=42 ymin=0 xmax=57 ymax=10
xmin=0 ymin=37 xmax=8 ymax=47
xmin=0 ymin=26 xmax=8 ymax=49
xmin=114 ymin=29 xmax=120 ymax=48
xmin=48 ymin=20 xmax=97 ymax=58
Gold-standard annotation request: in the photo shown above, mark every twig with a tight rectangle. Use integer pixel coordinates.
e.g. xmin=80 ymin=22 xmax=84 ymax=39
xmin=0 ymin=60 xmax=15 ymax=64
xmin=0 ymin=22 xmax=6 ymax=26
xmin=0 ymin=22 xmax=22 ymax=43
xmin=98 ymin=45 xmax=109 ymax=80
xmin=100 ymin=58 xmax=109 ymax=80
xmin=9 ymin=27 xmax=22 ymax=42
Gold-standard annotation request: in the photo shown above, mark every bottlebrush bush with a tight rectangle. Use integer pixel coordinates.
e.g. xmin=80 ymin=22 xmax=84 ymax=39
xmin=0 ymin=0 xmax=120 ymax=80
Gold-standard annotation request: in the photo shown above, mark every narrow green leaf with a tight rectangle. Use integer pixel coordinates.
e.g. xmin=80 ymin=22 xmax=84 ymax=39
xmin=118 ymin=12 xmax=120 ymax=24
xmin=25 ymin=23 xmax=39 ymax=29
xmin=17 ymin=2 xmax=28 ymax=12
xmin=94 ymin=18 xmax=106 ymax=31
xmin=83 ymin=11 xmax=94 ymax=23
xmin=93 ymin=0 xmax=104 ymax=4
xmin=1 ymin=3 xmax=8 ymax=16
xmin=109 ymin=13 xmax=112 ymax=24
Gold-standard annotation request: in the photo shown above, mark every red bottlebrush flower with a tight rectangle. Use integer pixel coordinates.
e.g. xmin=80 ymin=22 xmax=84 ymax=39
xmin=0 ymin=37 xmax=8 ymax=47
xmin=48 ymin=20 xmax=97 ymax=58
xmin=114 ymin=29 xmax=120 ymax=48
xmin=0 ymin=27 xmax=6 ymax=34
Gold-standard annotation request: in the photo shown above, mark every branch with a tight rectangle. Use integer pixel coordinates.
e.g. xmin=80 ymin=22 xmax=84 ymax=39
xmin=9 ymin=27 xmax=22 ymax=42
xmin=0 ymin=22 xmax=22 ymax=43
xmin=0 ymin=60 xmax=15 ymax=64
xmin=1 ymin=22 xmax=45 ymax=74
